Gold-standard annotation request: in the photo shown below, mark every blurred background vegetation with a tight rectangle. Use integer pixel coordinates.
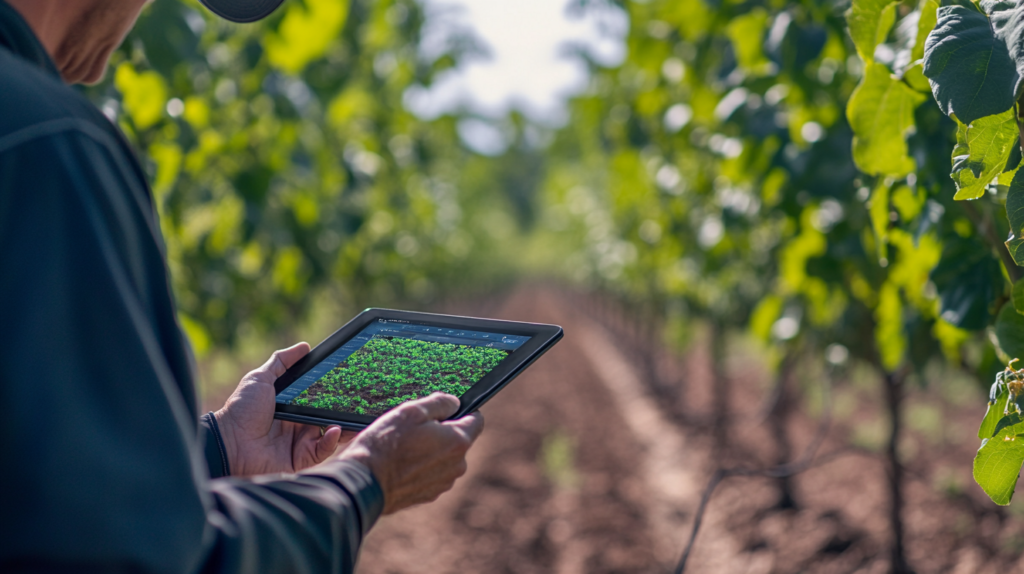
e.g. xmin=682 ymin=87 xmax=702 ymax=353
xmin=89 ymin=0 xmax=993 ymax=398
xmin=86 ymin=0 xmax=557 ymax=391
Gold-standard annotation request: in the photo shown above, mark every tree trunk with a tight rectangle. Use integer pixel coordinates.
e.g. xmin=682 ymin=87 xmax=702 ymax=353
xmin=710 ymin=322 xmax=728 ymax=447
xmin=768 ymin=353 xmax=798 ymax=509
xmin=883 ymin=369 xmax=913 ymax=574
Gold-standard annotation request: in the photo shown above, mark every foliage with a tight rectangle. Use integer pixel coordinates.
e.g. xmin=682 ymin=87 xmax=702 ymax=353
xmin=291 ymin=336 xmax=507 ymax=415
xmin=913 ymin=0 xmax=1024 ymax=505
xmin=532 ymin=0 xmax=1024 ymax=519
xmin=975 ymin=360 xmax=1024 ymax=505
xmin=85 ymin=0 xmax=520 ymax=352
xmin=542 ymin=0 xmax=943 ymax=378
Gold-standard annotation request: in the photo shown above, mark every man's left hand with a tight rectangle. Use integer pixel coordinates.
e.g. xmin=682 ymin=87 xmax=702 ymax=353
xmin=214 ymin=343 xmax=353 ymax=476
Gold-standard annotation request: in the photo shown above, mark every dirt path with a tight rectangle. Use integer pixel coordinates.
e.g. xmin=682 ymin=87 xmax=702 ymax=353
xmin=357 ymin=287 xmax=671 ymax=573
xmin=356 ymin=286 xmax=797 ymax=572
xmin=207 ymin=285 xmax=1024 ymax=572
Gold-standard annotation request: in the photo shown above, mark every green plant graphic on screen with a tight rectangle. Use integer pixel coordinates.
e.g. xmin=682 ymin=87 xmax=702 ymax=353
xmin=291 ymin=337 xmax=508 ymax=416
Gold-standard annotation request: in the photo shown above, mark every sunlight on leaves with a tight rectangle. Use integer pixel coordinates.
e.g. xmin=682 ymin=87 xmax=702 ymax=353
xmin=114 ymin=63 xmax=168 ymax=129
xmin=264 ymin=0 xmax=350 ymax=74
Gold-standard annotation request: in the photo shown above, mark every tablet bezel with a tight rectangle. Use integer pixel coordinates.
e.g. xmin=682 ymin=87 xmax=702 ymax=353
xmin=273 ymin=308 xmax=563 ymax=429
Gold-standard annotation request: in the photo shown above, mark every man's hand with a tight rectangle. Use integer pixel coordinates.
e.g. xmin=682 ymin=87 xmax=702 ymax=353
xmin=337 ymin=393 xmax=484 ymax=515
xmin=215 ymin=343 xmax=353 ymax=476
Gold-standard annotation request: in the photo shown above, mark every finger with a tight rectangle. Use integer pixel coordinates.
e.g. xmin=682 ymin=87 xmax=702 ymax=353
xmin=407 ymin=392 xmax=461 ymax=422
xmin=255 ymin=342 xmax=311 ymax=381
xmin=271 ymin=342 xmax=311 ymax=375
xmin=446 ymin=411 xmax=485 ymax=442
xmin=338 ymin=428 xmax=358 ymax=446
xmin=315 ymin=426 xmax=342 ymax=462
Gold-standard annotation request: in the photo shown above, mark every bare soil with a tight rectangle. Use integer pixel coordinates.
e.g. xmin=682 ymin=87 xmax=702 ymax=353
xmin=209 ymin=285 xmax=1024 ymax=572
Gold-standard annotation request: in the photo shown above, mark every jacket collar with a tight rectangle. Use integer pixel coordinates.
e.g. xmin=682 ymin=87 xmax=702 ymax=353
xmin=0 ymin=1 xmax=61 ymax=80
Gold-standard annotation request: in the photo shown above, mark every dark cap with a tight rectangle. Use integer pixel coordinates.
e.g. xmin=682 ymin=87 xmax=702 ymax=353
xmin=199 ymin=0 xmax=287 ymax=23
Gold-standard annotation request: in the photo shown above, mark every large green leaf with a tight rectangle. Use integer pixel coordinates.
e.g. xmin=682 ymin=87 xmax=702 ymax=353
xmin=848 ymin=62 xmax=927 ymax=176
xmin=930 ymin=237 xmax=1000 ymax=330
xmin=912 ymin=0 xmax=940 ymax=62
xmin=1006 ymin=169 xmax=1024 ymax=265
xmin=984 ymin=0 xmax=1024 ymax=100
xmin=923 ymin=5 xmax=1018 ymax=125
xmin=847 ymin=0 xmax=899 ymax=61
xmin=975 ymin=419 xmax=1024 ymax=505
xmin=980 ymin=387 xmax=1010 ymax=438
xmin=950 ymin=110 xmax=1019 ymax=200
xmin=996 ymin=302 xmax=1024 ymax=359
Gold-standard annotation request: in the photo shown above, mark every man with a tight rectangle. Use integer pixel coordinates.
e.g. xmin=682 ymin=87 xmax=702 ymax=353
xmin=0 ymin=0 xmax=483 ymax=572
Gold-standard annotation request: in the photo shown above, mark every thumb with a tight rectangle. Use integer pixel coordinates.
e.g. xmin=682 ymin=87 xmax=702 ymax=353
xmin=446 ymin=411 xmax=485 ymax=442
xmin=407 ymin=392 xmax=461 ymax=422
xmin=314 ymin=426 xmax=343 ymax=462
xmin=251 ymin=342 xmax=311 ymax=383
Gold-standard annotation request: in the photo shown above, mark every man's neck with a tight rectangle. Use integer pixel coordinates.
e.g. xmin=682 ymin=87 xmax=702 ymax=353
xmin=5 ymin=0 xmax=68 ymax=60
xmin=3 ymin=0 xmax=145 ymax=85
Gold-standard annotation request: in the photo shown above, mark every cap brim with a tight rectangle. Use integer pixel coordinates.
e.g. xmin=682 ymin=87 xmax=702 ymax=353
xmin=199 ymin=0 xmax=287 ymax=23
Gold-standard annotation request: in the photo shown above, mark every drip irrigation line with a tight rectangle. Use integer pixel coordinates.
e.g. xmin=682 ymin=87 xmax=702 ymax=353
xmin=673 ymin=368 xmax=836 ymax=574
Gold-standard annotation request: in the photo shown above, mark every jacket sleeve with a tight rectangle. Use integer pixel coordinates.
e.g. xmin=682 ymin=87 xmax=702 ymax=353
xmin=201 ymin=411 xmax=232 ymax=479
xmin=0 ymin=125 xmax=383 ymax=574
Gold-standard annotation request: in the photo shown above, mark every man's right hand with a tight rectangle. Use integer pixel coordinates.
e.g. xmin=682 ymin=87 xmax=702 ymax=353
xmin=336 ymin=393 xmax=484 ymax=515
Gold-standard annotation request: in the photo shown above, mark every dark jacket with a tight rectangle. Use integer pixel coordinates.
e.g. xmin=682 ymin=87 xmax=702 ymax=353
xmin=0 ymin=2 xmax=383 ymax=572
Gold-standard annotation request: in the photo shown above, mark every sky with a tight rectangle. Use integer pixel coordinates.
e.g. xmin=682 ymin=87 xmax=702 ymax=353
xmin=406 ymin=0 xmax=628 ymax=139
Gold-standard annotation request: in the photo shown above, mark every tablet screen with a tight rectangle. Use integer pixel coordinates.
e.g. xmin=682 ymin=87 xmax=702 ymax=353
xmin=275 ymin=319 xmax=530 ymax=417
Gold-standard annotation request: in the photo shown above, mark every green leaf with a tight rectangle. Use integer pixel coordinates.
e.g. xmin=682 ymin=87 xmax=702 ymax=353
xmin=999 ymin=153 xmax=1023 ymax=185
xmin=911 ymin=0 xmax=940 ymax=62
xmin=847 ymin=0 xmax=899 ymax=61
xmin=750 ymin=294 xmax=784 ymax=342
xmin=114 ymin=63 xmax=168 ymax=130
xmin=901 ymin=61 xmax=931 ymax=93
xmin=985 ymin=0 xmax=1024 ymax=101
xmin=263 ymin=0 xmax=350 ymax=74
xmin=980 ymin=387 xmax=1010 ymax=439
xmin=848 ymin=63 xmax=927 ymax=177
xmin=1014 ymin=280 xmax=1024 ymax=314
xmin=875 ymin=282 xmax=907 ymax=370
xmin=930 ymin=237 xmax=1000 ymax=329
xmin=950 ymin=110 xmax=1019 ymax=200
xmin=1006 ymin=169 xmax=1024 ymax=265
xmin=869 ymin=181 xmax=890 ymax=262
xmin=995 ymin=412 xmax=1024 ymax=437
xmin=975 ymin=416 xmax=1024 ymax=505
xmin=891 ymin=184 xmax=924 ymax=220
xmin=996 ymin=302 xmax=1024 ymax=359
xmin=923 ymin=5 xmax=1018 ymax=125
xmin=726 ymin=9 xmax=771 ymax=73
xmin=1005 ymin=236 xmax=1024 ymax=266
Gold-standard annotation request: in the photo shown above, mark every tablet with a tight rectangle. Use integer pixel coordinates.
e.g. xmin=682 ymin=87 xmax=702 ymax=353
xmin=273 ymin=308 xmax=563 ymax=430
